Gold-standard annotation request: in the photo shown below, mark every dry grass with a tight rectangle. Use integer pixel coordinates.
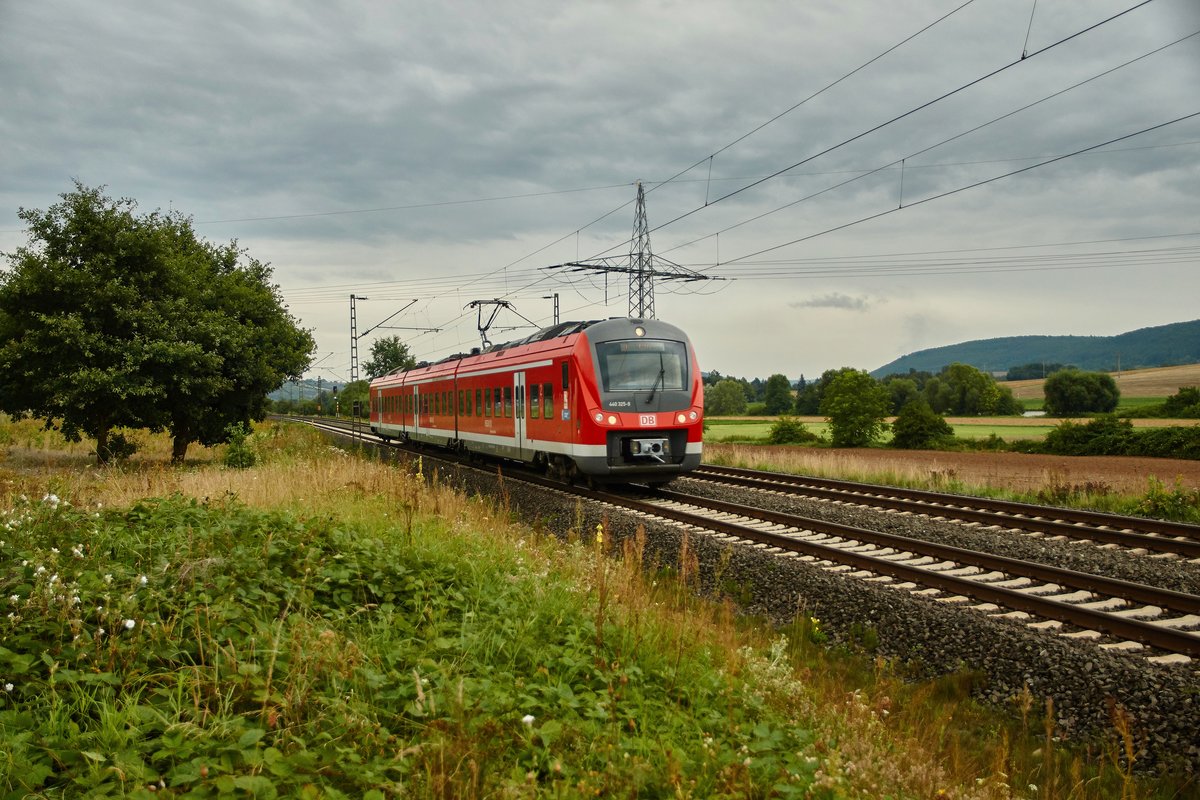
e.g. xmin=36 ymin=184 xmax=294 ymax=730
xmin=5 ymin=418 xmax=1193 ymax=797
xmin=1002 ymin=362 xmax=1200 ymax=400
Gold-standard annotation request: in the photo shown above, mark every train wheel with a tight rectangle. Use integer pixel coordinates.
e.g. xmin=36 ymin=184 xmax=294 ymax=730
xmin=548 ymin=455 xmax=571 ymax=484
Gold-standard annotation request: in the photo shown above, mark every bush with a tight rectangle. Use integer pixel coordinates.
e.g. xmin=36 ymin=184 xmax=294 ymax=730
xmin=890 ymin=401 xmax=954 ymax=449
xmin=1137 ymin=477 xmax=1200 ymax=522
xmin=222 ymin=422 xmax=258 ymax=468
xmin=767 ymin=415 xmax=821 ymax=445
xmin=98 ymin=431 xmax=138 ymax=462
xmin=1162 ymin=386 xmax=1200 ymax=418
xmin=1041 ymin=416 xmax=1134 ymax=456
xmin=1038 ymin=415 xmax=1200 ymax=460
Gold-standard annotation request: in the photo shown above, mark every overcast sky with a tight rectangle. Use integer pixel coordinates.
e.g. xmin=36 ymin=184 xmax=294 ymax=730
xmin=3 ymin=0 xmax=1198 ymax=382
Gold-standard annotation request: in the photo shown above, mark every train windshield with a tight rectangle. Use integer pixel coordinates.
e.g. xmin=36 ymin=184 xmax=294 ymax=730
xmin=596 ymin=339 xmax=688 ymax=392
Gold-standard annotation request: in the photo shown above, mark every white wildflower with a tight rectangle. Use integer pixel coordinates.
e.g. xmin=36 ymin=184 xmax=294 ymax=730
xmin=139 ymin=575 xmax=148 ymax=586
xmin=3 ymin=683 xmax=12 ymax=692
xmin=43 ymin=494 xmax=60 ymax=508
xmin=124 ymin=619 xmax=136 ymax=630
xmin=521 ymin=714 xmax=535 ymax=726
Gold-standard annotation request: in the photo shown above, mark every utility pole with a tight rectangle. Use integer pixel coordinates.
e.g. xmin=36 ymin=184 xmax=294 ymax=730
xmin=544 ymin=181 xmax=722 ymax=319
xmin=629 ymin=181 xmax=653 ymax=319
xmin=349 ymin=294 xmax=367 ymax=383
xmin=350 ymin=297 xmax=439 ymax=383
xmin=542 ymin=293 xmax=560 ymax=325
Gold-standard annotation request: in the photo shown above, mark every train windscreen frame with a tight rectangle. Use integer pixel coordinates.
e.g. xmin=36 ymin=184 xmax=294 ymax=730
xmin=595 ymin=339 xmax=688 ymax=393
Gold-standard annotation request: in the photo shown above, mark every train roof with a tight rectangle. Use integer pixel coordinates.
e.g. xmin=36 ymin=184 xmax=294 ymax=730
xmin=376 ymin=317 xmax=689 ymax=381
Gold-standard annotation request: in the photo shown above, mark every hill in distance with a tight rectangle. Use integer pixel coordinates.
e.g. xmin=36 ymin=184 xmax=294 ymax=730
xmin=872 ymin=319 xmax=1200 ymax=378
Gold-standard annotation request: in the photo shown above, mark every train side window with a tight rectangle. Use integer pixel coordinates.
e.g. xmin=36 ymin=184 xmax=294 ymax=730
xmin=561 ymin=362 xmax=569 ymax=391
xmin=475 ymin=388 xmax=482 ymax=417
xmin=484 ymin=388 xmax=492 ymax=417
xmin=494 ymin=387 xmax=504 ymax=417
xmin=530 ymin=384 xmax=540 ymax=418
xmin=543 ymin=382 xmax=553 ymax=418
xmin=504 ymin=386 xmax=513 ymax=418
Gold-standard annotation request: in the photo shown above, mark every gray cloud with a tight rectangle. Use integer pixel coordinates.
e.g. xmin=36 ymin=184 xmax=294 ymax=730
xmin=2 ymin=0 xmax=1197 ymax=379
xmin=789 ymin=293 xmax=872 ymax=311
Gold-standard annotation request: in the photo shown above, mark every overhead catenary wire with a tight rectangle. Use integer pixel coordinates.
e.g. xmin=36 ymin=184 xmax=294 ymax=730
xmin=721 ymin=111 xmax=1200 ymax=266
xmin=655 ymin=29 xmax=1200 ymax=263
xmin=583 ymin=0 xmax=1160 ymax=262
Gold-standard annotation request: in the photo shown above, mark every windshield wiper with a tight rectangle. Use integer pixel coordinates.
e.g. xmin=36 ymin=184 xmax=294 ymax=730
xmin=646 ymin=355 xmax=666 ymax=404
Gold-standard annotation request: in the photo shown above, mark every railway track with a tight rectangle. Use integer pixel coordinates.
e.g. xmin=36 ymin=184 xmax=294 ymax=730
xmin=287 ymin=416 xmax=1200 ymax=662
xmin=582 ymin=485 xmax=1200 ymax=663
xmin=691 ymin=464 xmax=1200 ymax=558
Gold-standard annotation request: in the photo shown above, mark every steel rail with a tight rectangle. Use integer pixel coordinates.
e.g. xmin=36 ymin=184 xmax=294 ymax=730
xmin=569 ymin=484 xmax=1200 ymax=658
xmin=651 ymin=490 xmax=1200 ymax=616
xmin=695 ymin=464 xmax=1200 ymax=556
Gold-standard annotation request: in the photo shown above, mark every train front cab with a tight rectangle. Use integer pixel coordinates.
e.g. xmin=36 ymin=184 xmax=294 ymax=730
xmin=570 ymin=318 xmax=703 ymax=483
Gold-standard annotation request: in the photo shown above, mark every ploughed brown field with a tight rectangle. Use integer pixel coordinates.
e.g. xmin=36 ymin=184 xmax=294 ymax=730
xmin=706 ymin=443 xmax=1200 ymax=494
xmin=1001 ymin=362 xmax=1200 ymax=400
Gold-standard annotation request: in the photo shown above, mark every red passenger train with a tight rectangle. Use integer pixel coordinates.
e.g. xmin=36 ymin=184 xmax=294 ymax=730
xmin=368 ymin=317 xmax=703 ymax=485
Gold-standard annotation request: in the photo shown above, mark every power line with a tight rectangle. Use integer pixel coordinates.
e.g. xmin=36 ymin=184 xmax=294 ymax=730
xmin=585 ymin=0 xmax=1160 ymax=262
xmin=722 ymin=111 xmax=1200 ymax=266
xmin=656 ymin=29 xmax=1200 ymax=262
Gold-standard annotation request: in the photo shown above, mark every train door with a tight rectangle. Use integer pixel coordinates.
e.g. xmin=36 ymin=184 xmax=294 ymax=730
xmin=513 ymin=371 xmax=528 ymax=458
xmin=411 ymin=385 xmax=420 ymax=439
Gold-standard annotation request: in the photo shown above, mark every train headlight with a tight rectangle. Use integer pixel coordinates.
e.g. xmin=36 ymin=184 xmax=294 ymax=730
xmin=689 ymin=411 xmax=699 ymax=421
xmin=634 ymin=326 xmax=646 ymax=337
xmin=594 ymin=412 xmax=604 ymax=423
xmin=676 ymin=413 xmax=687 ymax=424
xmin=607 ymin=414 xmax=618 ymax=425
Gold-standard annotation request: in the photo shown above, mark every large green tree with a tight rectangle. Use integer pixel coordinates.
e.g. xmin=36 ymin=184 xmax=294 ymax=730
xmin=363 ymin=335 xmax=417 ymax=379
xmin=762 ymin=373 xmax=793 ymax=415
xmin=0 ymin=182 xmax=314 ymax=463
xmin=705 ymin=379 xmax=748 ymax=416
xmin=819 ymin=369 xmax=890 ymax=447
xmin=794 ymin=367 xmax=859 ymax=414
xmin=923 ymin=362 xmax=1022 ymax=416
xmin=1042 ymin=369 xmax=1120 ymax=416
xmin=153 ymin=232 xmax=315 ymax=460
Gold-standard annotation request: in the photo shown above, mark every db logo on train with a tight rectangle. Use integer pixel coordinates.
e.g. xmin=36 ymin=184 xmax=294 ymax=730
xmin=639 ymin=414 xmax=656 ymax=427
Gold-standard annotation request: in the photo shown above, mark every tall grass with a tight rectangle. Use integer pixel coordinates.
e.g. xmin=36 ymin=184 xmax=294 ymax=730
xmin=1 ymin=420 xmax=1193 ymax=797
